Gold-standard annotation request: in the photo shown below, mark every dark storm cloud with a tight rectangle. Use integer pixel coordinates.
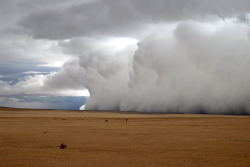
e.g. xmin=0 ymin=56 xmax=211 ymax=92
xmin=236 ymin=13 xmax=250 ymax=24
xmin=18 ymin=0 xmax=250 ymax=39
xmin=19 ymin=0 xmax=141 ymax=39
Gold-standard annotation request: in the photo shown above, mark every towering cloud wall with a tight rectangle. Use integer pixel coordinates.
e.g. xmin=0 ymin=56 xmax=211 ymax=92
xmin=84 ymin=22 xmax=250 ymax=114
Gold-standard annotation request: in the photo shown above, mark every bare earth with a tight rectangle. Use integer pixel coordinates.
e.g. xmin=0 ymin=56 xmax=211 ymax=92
xmin=0 ymin=107 xmax=249 ymax=167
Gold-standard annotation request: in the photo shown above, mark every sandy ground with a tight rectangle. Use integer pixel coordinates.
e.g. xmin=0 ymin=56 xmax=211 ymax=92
xmin=0 ymin=107 xmax=249 ymax=167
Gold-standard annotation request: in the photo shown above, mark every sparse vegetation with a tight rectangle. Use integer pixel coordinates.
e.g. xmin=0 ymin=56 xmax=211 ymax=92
xmin=60 ymin=143 xmax=67 ymax=149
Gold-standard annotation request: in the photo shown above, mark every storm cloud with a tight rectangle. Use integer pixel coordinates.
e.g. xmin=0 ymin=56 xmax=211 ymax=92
xmin=1 ymin=0 xmax=250 ymax=113
xmin=18 ymin=0 xmax=250 ymax=39
xmin=79 ymin=21 xmax=250 ymax=114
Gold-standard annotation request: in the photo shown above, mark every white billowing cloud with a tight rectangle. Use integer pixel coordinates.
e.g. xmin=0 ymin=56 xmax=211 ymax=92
xmin=0 ymin=70 xmax=89 ymax=97
xmin=79 ymin=105 xmax=85 ymax=110
xmin=105 ymin=37 xmax=138 ymax=50
xmin=80 ymin=21 xmax=250 ymax=114
xmin=0 ymin=74 xmax=46 ymax=96
xmin=77 ymin=41 xmax=138 ymax=110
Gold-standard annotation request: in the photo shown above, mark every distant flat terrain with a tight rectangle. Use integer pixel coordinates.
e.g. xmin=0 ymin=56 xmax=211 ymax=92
xmin=0 ymin=107 xmax=249 ymax=167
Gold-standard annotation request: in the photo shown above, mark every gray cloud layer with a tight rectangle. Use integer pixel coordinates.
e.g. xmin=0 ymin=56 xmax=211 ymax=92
xmin=18 ymin=0 xmax=250 ymax=39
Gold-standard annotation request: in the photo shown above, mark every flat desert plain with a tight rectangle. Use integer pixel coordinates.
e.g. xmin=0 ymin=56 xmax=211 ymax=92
xmin=0 ymin=107 xmax=249 ymax=167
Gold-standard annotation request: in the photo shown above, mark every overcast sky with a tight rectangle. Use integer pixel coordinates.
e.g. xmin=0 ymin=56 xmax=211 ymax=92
xmin=0 ymin=0 xmax=250 ymax=113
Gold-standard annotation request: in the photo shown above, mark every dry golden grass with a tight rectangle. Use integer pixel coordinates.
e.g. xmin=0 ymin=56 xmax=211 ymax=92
xmin=0 ymin=107 xmax=249 ymax=167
